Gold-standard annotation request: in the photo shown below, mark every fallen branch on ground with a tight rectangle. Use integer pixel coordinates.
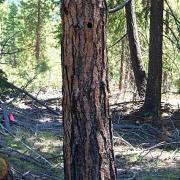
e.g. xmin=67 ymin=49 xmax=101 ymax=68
xmin=1 ymin=125 xmax=61 ymax=168
xmin=138 ymin=141 xmax=180 ymax=160
xmin=3 ymin=80 xmax=60 ymax=116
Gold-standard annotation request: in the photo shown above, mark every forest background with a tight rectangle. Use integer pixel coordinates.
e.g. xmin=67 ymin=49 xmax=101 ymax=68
xmin=0 ymin=0 xmax=180 ymax=98
xmin=0 ymin=0 xmax=179 ymax=179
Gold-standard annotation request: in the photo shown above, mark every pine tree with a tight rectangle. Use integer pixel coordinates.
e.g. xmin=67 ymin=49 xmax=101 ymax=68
xmin=62 ymin=0 xmax=116 ymax=179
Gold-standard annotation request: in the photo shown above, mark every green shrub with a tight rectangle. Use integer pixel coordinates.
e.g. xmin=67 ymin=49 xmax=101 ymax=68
xmin=0 ymin=69 xmax=15 ymax=101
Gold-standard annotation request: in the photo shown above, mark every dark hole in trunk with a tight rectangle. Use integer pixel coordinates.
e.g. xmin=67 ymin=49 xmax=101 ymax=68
xmin=87 ymin=22 xmax=93 ymax=28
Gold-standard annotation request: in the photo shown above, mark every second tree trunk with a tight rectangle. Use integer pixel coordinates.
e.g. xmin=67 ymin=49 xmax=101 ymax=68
xmin=125 ymin=0 xmax=146 ymax=98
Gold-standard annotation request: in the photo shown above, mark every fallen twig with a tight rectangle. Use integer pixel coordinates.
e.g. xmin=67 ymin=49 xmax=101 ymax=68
xmin=2 ymin=125 xmax=61 ymax=168
xmin=110 ymin=100 xmax=144 ymax=107
xmin=4 ymin=80 xmax=61 ymax=116
xmin=0 ymin=147 xmax=49 ymax=169
xmin=138 ymin=141 xmax=180 ymax=160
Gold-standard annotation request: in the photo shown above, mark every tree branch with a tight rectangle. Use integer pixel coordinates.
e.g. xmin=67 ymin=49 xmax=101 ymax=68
xmin=164 ymin=0 xmax=180 ymax=36
xmin=2 ymin=80 xmax=61 ymax=116
xmin=0 ymin=49 xmax=24 ymax=56
xmin=163 ymin=20 xmax=180 ymax=51
xmin=108 ymin=33 xmax=127 ymax=49
xmin=109 ymin=0 xmax=131 ymax=14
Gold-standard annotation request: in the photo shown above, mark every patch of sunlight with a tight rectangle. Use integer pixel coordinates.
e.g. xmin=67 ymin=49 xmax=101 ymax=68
xmin=34 ymin=139 xmax=62 ymax=153
xmin=38 ymin=117 xmax=52 ymax=122
xmin=28 ymin=131 xmax=63 ymax=153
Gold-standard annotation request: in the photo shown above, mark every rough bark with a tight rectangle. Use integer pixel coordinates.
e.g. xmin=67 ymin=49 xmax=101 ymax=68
xmin=141 ymin=0 xmax=164 ymax=119
xmin=61 ymin=0 xmax=116 ymax=180
xmin=125 ymin=0 xmax=146 ymax=98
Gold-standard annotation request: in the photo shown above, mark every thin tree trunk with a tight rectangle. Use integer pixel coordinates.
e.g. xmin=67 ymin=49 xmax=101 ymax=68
xmin=119 ymin=39 xmax=125 ymax=91
xmin=35 ymin=0 xmax=41 ymax=61
xmin=141 ymin=0 xmax=164 ymax=119
xmin=165 ymin=9 xmax=169 ymax=35
xmin=142 ymin=0 xmax=150 ymax=8
xmin=61 ymin=0 xmax=116 ymax=179
xmin=12 ymin=15 xmax=16 ymax=66
xmin=125 ymin=0 xmax=146 ymax=98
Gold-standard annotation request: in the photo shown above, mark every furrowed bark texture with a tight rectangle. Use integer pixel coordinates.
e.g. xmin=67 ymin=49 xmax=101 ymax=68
xmin=142 ymin=0 xmax=164 ymax=118
xmin=61 ymin=0 xmax=116 ymax=180
xmin=125 ymin=0 xmax=146 ymax=98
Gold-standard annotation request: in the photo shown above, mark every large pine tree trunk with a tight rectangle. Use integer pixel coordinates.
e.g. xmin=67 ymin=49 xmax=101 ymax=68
xmin=61 ymin=0 xmax=116 ymax=179
xmin=141 ymin=0 xmax=164 ymax=119
xmin=125 ymin=0 xmax=146 ymax=98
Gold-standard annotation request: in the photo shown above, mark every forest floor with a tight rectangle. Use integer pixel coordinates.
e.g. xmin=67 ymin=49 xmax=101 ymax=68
xmin=0 ymin=90 xmax=179 ymax=180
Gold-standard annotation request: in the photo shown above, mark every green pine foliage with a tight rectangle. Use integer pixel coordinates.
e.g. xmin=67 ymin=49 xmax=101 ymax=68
xmin=107 ymin=0 xmax=180 ymax=91
xmin=0 ymin=0 xmax=61 ymax=93
xmin=0 ymin=0 xmax=179 ymax=96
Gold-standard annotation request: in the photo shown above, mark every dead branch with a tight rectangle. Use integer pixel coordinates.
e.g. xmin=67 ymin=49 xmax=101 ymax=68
xmin=108 ymin=34 xmax=127 ymax=49
xmin=4 ymin=80 xmax=60 ymax=116
xmin=110 ymin=100 xmax=144 ymax=107
xmin=109 ymin=0 xmax=131 ymax=13
xmin=139 ymin=141 xmax=180 ymax=160
xmin=0 ymin=147 xmax=49 ymax=169
xmin=1 ymin=125 xmax=59 ymax=168
xmin=23 ymin=97 xmax=62 ymax=106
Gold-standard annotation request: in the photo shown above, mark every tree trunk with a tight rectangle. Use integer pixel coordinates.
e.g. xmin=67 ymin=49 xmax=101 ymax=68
xmin=35 ymin=0 xmax=41 ymax=61
xmin=119 ymin=39 xmax=125 ymax=91
xmin=141 ymin=0 xmax=164 ymax=119
xmin=142 ymin=0 xmax=150 ymax=8
xmin=61 ymin=0 xmax=116 ymax=180
xmin=125 ymin=0 xmax=146 ymax=98
xmin=165 ymin=9 xmax=169 ymax=35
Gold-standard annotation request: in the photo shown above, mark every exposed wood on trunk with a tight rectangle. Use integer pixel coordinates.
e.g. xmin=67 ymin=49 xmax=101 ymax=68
xmin=61 ymin=0 xmax=116 ymax=179
xmin=125 ymin=0 xmax=146 ymax=98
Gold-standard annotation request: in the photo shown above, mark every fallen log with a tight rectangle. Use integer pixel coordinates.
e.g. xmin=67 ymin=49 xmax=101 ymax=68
xmin=110 ymin=100 xmax=144 ymax=107
xmin=4 ymin=80 xmax=60 ymax=116
xmin=23 ymin=97 xmax=62 ymax=105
